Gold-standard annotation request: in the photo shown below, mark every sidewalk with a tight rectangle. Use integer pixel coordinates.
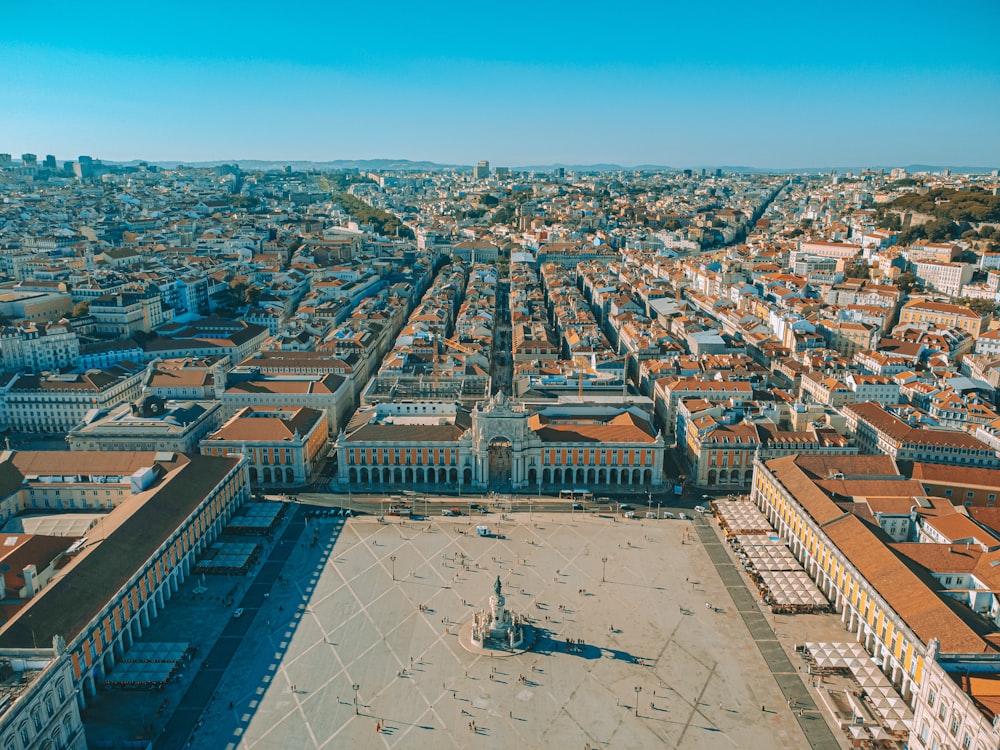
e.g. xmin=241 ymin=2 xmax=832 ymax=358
xmin=692 ymin=515 xmax=847 ymax=750
xmin=156 ymin=507 xmax=308 ymax=749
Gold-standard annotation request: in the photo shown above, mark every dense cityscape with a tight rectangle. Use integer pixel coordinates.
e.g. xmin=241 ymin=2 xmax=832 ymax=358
xmin=2 ymin=153 xmax=1000 ymax=749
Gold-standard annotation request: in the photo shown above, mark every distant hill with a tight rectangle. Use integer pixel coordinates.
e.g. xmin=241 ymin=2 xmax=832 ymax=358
xmin=108 ymin=158 xmax=997 ymax=175
xmin=112 ymin=158 xmax=467 ymax=172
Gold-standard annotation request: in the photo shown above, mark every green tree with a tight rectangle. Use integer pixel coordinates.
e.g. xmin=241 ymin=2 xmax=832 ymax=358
xmin=896 ymin=272 xmax=918 ymax=292
xmin=229 ymin=195 xmax=260 ymax=210
xmin=876 ymin=211 xmax=902 ymax=231
xmin=71 ymin=300 xmax=90 ymax=318
xmin=845 ymin=261 xmax=871 ymax=280
xmin=225 ymin=280 xmax=262 ymax=309
xmin=957 ymin=297 xmax=997 ymax=315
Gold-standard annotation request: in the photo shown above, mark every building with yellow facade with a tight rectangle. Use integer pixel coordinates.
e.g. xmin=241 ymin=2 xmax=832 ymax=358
xmin=0 ymin=450 xmax=249 ymax=713
xmin=751 ymin=453 xmax=1000 ymax=750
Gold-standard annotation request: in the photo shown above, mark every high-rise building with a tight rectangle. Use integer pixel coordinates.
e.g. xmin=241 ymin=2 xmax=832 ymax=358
xmin=21 ymin=153 xmax=37 ymax=167
xmin=473 ymin=160 xmax=490 ymax=180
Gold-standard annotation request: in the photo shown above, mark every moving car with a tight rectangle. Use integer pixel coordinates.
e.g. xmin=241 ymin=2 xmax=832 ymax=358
xmin=572 ymin=503 xmax=584 ymax=510
xmin=233 ymin=608 xmax=244 ymax=619
xmin=694 ymin=505 xmax=709 ymax=514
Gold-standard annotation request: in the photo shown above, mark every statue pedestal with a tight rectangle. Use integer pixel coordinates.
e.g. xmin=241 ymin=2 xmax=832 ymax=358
xmin=460 ymin=575 xmax=533 ymax=654
xmin=458 ymin=618 xmax=534 ymax=657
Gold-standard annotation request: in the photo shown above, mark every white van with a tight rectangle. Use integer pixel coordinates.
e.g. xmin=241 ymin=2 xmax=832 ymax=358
xmin=476 ymin=525 xmax=490 ymax=537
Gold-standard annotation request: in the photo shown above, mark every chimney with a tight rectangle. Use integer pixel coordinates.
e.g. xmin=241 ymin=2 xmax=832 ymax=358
xmin=23 ymin=564 xmax=38 ymax=597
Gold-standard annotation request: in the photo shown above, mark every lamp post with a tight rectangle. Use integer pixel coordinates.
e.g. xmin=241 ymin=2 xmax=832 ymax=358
xmin=353 ymin=683 xmax=360 ymax=715
xmin=602 ymin=556 xmax=608 ymax=583
xmin=390 ymin=555 xmax=396 ymax=581
xmin=657 ymin=502 xmax=661 ymax=519
xmin=634 ymin=686 xmax=642 ymax=717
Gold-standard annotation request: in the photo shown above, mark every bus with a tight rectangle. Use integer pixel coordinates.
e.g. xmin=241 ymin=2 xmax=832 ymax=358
xmin=388 ymin=505 xmax=411 ymax=516
xmin=558 ymin=489 xmax=594 ymax=502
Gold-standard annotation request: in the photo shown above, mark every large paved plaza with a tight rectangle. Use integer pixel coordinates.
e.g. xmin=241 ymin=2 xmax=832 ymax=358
xmin=157 ymin=508 xmax=843 ymax=750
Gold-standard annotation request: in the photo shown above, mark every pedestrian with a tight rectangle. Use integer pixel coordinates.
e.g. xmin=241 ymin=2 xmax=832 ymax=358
xmin=509 ymin=710 xmax=512 ymax=718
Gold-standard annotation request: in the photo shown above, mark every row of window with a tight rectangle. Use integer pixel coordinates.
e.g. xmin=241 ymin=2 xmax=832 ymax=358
xmin=7 ymin=681 xmax=71 ymax=750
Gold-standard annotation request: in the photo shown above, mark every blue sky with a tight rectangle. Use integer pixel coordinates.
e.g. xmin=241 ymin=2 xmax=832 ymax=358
xmin=3 ymin=1 xmax=999 ymax=168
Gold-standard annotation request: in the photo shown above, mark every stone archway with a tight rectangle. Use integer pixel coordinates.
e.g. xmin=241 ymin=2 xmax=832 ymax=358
xmin=487 ymin=437 xmax=513 ymax=491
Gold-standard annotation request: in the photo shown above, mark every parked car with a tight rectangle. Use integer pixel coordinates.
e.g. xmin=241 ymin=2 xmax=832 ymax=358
xmin=442 ymin=509 xmax=456 ymax=516
xmin=694 ymin=505 xmax=709 ymax=514
xmin=619 ymin=504 xmax=634 ymax=511
xmin=233 ymin=608 xmax=244 ymax=619
xmin=679 ymin=513 xmax=691 ymax=520
xmin=572 ymin=503 xmax=584 ymax=510
xmin=663 ymin=512 xmax=676 ymax=519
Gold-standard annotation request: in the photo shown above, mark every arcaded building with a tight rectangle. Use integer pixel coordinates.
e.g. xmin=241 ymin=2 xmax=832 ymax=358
xmin=0 ymin=450 xmax=250 ymax=714
xmin=335 ymin=392 xmax=665 ymax=493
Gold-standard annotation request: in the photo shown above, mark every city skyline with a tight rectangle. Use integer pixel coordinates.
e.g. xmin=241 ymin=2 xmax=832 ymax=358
xmin=3 ymin=0 xmax=999 ymax=168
